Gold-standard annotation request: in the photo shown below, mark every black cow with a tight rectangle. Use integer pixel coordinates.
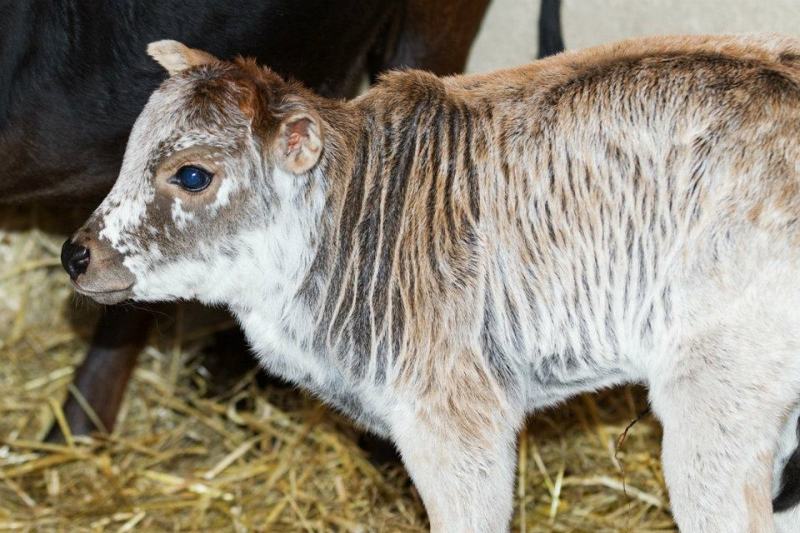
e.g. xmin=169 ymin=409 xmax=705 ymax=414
xmin=0 ymin=0 xmax=490 ymax=439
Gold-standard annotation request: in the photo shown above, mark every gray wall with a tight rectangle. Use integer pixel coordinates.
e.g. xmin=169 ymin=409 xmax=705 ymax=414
xmin=467 ymin=0 xmax=800 ymax=73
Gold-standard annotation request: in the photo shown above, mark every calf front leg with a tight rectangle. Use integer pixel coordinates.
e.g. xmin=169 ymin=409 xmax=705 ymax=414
xmin=388 ymin=372 xmax=522 ymax=533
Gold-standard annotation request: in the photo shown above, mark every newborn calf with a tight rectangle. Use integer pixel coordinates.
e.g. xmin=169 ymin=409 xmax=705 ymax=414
xmin=64 ymin=36 xmax=800 ymax=532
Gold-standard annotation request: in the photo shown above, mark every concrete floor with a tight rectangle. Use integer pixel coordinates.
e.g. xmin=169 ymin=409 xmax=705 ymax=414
xmin=467 ymin=0 xmax=800 ymax=73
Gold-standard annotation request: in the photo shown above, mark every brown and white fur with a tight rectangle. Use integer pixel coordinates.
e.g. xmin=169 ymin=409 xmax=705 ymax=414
xmin=65 ymin=35 xmax=800 ymax=532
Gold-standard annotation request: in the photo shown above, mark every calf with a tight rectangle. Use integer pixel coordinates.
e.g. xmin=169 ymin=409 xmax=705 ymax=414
xmin=64 ymin=35 xmax=800 ymax=532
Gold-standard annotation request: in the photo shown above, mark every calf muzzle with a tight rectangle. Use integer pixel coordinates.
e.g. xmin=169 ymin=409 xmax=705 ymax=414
xmin=60 ymin=231 xmax=135 ymax=305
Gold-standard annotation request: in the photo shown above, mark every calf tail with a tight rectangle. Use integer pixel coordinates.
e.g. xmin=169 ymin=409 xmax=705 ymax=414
xmin=774 ymin=414 xmax=800 ymax=512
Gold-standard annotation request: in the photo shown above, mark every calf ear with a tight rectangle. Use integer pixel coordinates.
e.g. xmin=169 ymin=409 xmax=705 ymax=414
xmin=273 ymin=111 xmax=323 ymax=174
xmin=147 ymin=40 xmax=218 ymax=75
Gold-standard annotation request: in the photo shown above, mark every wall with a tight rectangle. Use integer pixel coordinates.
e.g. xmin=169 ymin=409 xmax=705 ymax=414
xmin=467 ymin=0 xmax=800 ymax=73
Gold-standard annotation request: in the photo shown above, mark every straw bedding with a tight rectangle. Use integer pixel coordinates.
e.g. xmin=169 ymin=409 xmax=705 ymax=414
xmin=0 ymin=207 xmax=676 ymax=532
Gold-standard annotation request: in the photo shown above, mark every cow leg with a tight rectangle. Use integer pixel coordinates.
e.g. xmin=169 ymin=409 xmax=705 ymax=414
xmin=649 ymin=333 xmax=800 ymax=533
xmin=538 ymin=0 xmax=565 ymax=58
xmin=45 ymin=305 xmax=152 ymax=441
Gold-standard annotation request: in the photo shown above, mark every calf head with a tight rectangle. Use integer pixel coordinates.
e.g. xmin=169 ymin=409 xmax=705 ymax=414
xmin=63 ymin=41 xmax=325 ymax=306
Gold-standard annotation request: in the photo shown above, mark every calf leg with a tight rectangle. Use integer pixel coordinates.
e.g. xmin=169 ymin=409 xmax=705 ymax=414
xmin=388 ymin=364 xmax=522 ymax=533
xmin=773 ymin=406 xmax=800 ymax=533
xmin=774 ymin=503 xmax=800 ymax=533
xmin=649 ymin=333 xmax=800 ymax=533
xmin=391 ymin=408 xmax=519 ymax=533
xmin=45 ymin=305 xmax=152 ymax=441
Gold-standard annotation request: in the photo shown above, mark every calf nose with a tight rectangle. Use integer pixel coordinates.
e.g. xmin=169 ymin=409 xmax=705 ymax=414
xmin=61 ymin=239 xmax=90 ymax=280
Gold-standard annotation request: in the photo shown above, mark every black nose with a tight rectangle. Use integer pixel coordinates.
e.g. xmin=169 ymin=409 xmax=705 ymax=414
xmin=61 ymin=239 xmax=90 ymax=280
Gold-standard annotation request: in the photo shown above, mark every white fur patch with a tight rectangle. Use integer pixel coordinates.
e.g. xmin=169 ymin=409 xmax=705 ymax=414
xmin=171 ymin=198 xmax=195 ymax=229
xmin=209 ymin=176 xmax=238 ymax=213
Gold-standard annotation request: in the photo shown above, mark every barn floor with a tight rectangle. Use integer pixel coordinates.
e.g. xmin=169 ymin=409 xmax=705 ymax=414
xmin=0 ymin=207 xmax=676 ymax=532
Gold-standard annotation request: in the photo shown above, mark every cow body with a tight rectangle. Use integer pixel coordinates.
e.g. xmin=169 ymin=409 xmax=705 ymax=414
xmin=67 ymin=35 xmax=800 ymax=531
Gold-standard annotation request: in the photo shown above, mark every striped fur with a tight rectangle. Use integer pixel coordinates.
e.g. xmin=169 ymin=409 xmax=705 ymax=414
xmin=69 ymin=35 xmax=800 ymax=532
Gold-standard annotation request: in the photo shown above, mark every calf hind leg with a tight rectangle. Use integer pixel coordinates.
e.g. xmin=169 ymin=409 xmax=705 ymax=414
xmin=649 ymin=333 xmax=800 ymax=533
xmin=773 ymin=405 xmax=800 ymax=533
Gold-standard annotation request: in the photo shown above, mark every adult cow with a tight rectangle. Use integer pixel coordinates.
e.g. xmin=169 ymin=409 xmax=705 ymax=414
xmin=0 ymin=0 xmax=489 ymax=439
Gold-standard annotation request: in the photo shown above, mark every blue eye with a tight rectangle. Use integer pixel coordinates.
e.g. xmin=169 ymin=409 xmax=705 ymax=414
xmin=174 ymin=165 xmax=212 ymax=192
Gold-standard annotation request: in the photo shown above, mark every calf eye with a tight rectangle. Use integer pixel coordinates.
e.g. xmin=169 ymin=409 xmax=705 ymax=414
xmin=172 ymin=165 xmax=213 ymax=192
